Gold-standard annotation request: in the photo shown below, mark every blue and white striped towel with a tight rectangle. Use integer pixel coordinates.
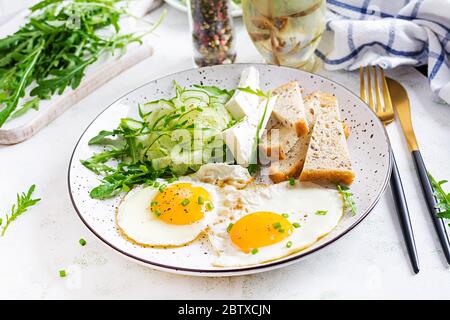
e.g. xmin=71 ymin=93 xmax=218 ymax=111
xmin=317 ymin=0 xmax=450 ymax=104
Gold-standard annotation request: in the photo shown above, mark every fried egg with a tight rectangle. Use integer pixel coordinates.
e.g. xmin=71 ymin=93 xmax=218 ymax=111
xmin=208 ymin=181 xmax=344 ymax=267
xmin=116 ymin=163 xmax=345 ymax=266
xmin=116 ymin=180 xmax=219 ymax=247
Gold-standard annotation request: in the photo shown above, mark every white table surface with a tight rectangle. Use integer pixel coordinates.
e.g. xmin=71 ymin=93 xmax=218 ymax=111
xmin=1 ymin=5 xmax=449 ymax=300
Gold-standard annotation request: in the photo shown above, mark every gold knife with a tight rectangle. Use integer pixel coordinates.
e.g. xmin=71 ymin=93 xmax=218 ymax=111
xmin=386 ymin=78 xmax=450 ymax=264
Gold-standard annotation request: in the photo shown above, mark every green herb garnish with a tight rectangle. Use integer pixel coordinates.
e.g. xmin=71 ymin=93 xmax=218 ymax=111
xmin=0 ymin=0 xmax=165 ymax=127
xmin=429 ymin=173 xmax=450 ymax=219
xmin=286 ymin=241 xmax=292 ymax=248
xmin=282 ymin=213 xmax=289 ymax=218
xmin=1 ymin=185 xmax=40 ymax=236
xmin=154 ymin=209 xmax=161 ymax=217
xmin=59 ymin=270 xmax=67 ymax=278
xmin=168 ymin=176 xmax=178 ymax=183
xmin=227 ymin=223 xmax=234 ymax=233
xmin=278 ymin=228 xmax=285 ymax=233
xmin=251 ymin=248 xmax=258 ymax=255
xmin=293 ymin=222 xmax=300 ymax=228
xmin=272 ymin=222 xmax=281 ymax=229
xmin=197 ymin=196 xmax=204 ymax=205
xmin=315 ymin=210 xmax=328 ymax=216
xmin=206 ymin=202 xmax=214 ymax=211
xmin=289 ymin=177 xmax=295 ymax=186
xmin=159 ymin=184 xmax=167 ymax=193
xmin=79 ymin=239 xmax=87 ymax=246
xmin=337 ymin=184 xmax=357 ymax=215
xmin=181 ymin=199 xmax=190 ymax=206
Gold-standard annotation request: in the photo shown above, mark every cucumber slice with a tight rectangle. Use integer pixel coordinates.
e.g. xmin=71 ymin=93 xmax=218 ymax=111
xmin=180 ymin=90 xmax=209 ymax=103
xmin=152 ymin=156 xmax=172 ymax=171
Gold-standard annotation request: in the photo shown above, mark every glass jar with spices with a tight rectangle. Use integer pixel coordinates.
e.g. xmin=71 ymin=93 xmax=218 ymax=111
xmin=187 ymin=0 xmax=237 ymax=67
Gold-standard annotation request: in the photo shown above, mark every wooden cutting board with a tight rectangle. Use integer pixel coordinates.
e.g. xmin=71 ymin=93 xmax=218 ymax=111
xmin=0 ymin=0 xmax=161 ymax=145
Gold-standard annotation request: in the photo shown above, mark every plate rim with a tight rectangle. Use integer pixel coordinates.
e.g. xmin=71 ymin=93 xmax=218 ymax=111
xmin=68 ymin=63 xmax=392 ymax=275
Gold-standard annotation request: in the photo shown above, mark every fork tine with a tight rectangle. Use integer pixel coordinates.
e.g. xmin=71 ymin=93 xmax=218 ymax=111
xmin=380 ymin=68 xmax=393 ymax=115
xmin=373 ymin=66 xmax=383 ymax=113
xmin=359 ymin=67 xmax=366 ymax=103
xmin=366 ymin=67 xmax=375 ymax=111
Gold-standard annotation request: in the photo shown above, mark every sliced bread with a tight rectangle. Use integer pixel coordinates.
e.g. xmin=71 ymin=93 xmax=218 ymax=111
xmin=268 ymin=133 xmax=311 ymax=183
xmin=268 ymin=92 xmax=350 ymax=183
xmin=260 ymin=120 xmax=299 ymax=161
xmin=272 ymin=82 xmax=309 ymax=137
xmin=299 ymin=95 xmax=355 ymax=185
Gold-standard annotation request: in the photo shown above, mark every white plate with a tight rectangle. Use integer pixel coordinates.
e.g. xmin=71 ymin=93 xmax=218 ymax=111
xmin=68 ymin=64 xmax=391 ymax=276
xmin=164 ymin=0 xmax=243 ymax=17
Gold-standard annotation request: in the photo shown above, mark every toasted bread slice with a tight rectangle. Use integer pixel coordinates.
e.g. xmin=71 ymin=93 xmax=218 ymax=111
xmin=272 ymin=82 xmax=309 ymax=137
xmin=299 ymin=94 xmax=355 ymax=185
xmin=268 ymin=92 xmax=350 ymax=183
xmin=268 ymin=133 xmax=311 ymax=183
xmin=260 ymin=120 xmax=299 ymax=161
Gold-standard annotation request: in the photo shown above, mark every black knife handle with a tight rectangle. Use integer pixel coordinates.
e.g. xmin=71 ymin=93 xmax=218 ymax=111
xmin=412 ymin=150 xmax=450 ymax=264
xmin=390 ymin=152 xmax=420 ymax=273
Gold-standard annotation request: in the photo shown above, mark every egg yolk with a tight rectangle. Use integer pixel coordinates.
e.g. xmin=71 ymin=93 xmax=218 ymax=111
xmin=151 ymin=183 xmax=212 ymax=225
xmin=229 ymin=211 xmax=293 ymax=253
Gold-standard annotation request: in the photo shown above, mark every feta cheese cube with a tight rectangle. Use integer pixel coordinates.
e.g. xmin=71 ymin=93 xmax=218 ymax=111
xmin=223 ymin=96 xmax=277 ymax=167
xmin=225 ymin=67 xmax=260 ymax=120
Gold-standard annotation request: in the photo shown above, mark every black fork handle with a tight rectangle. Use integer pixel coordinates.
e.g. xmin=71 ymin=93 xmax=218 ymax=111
xmin=390 ymin=151 xmax=420 ymax=273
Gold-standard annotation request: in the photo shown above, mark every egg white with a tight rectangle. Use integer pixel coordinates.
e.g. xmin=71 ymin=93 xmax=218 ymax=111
xmin=208 ymin=181 xmax=344 ymax=267
xmin=116 ymin=179 xmax=219 ymax=247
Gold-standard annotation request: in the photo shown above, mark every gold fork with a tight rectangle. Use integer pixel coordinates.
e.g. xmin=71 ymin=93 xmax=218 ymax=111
xmin=360 ymin=66 xmax=419 ymax=274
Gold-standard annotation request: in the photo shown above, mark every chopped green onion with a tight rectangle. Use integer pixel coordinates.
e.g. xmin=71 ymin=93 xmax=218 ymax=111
xmin=59 ymin=270 xmax=66 ymax=278
xmin=278 ymin=228 xmax=285 ymax=233
xmin=282 ymin=213 xmax=289 ymax=218
xmin=168 ymin=176 xmax=178 ymax=183
xmin=293 ymin=222 xmax=300 ymax=228
xmin=151 ymin=201 xmax=158 ymax=207
xmin=286 ymin=241 xmax=292 ymax=248
xmin=272 ymin=222 xmax=281 ymax=229
xmin=79 ymin=239 xmax=87 ymax=246
xmin=289 ymin=177 xmax=295 ymax=186
xmin=206 ymin=202 xmax=214 ymax=210
xmin=251 ymin=248 xmax=258 ymax=255
xmin=153 ymin=181 xmax=160 ymax=188
xmin=315 ymin=210 xmax=328 ymax=216
xmin=197 ymin=196 xmax=204 ymax=205
xmin=154 ymin=209 xmax=161 ymax=217
xmin=181 ymin=198 xmax=190 ymax=206
xmin=227 ymin=223 xmax=234 ymax=233
xmin=159 ymin=184 xmax=167 ymax=192
xmin=0 ymin=218 xmax=2 ymax=226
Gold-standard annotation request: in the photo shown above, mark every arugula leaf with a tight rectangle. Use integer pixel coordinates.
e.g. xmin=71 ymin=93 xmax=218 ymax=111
xmin=337 ymin=184 xmax=357 ymax=215
xmin=0 ymin=0 xmax=163 ymax=127
xmin=1 ymin=185 xmax=41 ymax=236
xmin=11 ymin=97 xmax=40 ymax=119
xmin=88 ymin=130 xmax=118 ymax=145
xmin=237 ymin=86 xmax=270 ymax=98
xmin=428 ymin=173 xmax=450 ymax=220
